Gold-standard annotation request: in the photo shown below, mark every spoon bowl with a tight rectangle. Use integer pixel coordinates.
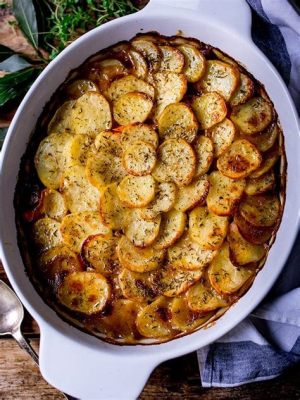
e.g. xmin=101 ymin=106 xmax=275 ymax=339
xmin=0 ymin=280 xmax=24 ymax=335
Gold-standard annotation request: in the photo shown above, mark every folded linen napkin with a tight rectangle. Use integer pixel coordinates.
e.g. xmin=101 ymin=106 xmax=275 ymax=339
xmin=197 ymin=0 xmax=300 ymax=387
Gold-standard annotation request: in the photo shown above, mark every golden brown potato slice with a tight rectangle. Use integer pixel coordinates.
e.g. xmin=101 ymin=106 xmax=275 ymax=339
xmin=32 ymin=217 xmax=63 ymax=252
xmin=196 ymin=60 xmax=240 ymax=101
xmin=189 ymin=206 xmax=229 ymax=250
xmin=154 ymin=210 xmax=187 ymax=250
xmin=65 ymin=79 xmax=98 ymax=99
xmin=120 ymin=123 xmax=158 ymax=149
xmin=250 ymin=145 xmax=280 ymax=178
xmin=65 ymin=134 xmax=95 ymax=168
xmin=125 ymin=209 xmax=161 ymax=247
xmin=178 ymin=44 xmax=206 ymax=82
xmin=234 ymin=211 xmax=274 ymax=245
xmin=158 ymin=45 xmax=185 ymax=73
xmin=152 ymin=139 xmax=196 ymax=186
xmin=173 ymin=175 xmax=210 ymax=212
xmin=245 ymin=123 xmax=279 ymax=153
xmin=61 ymin=165 xmax=100 ymax=213
xmin=217 ymin=139 xmax=262 ymax=179
xmin=206 ymin=118 xmax=236 ymax=157
xmin=90 ymin=58 xmax=127 ymax=93
xmin=117 ymin=175 xmax=156 ymax=208
xmin=60 ymin=212 xmax=111 ymax=252
xmin=187 ymin=280 xmax=229 ymax=313
xmin=107 ymin=75 xmax=155 ymax=102
xmin=99 ymin=182 xmax=128 ymax=230
xmin=230 ymin=97 xmax=273 ymax=135
xmin=194 ymin=136 xmax=214 ymax=177
xmin=119 ymin=268 xmax=157 ymax=301
xmin=239 ymin=194 xmax=281 ymax=228
xmin=212 ymin=48 xmax=238 ymax=67
xmin=206 ymin=171 xmax=246 ymax=216
xmin=245 ymin=170 xmax=275 ymax=196
xmin=230 ymin=73 xmax=254 ymax=107
xmin=81 ymin=234 xmax=117 ymax=274
xmin=42 ymin=189 xmax=67 ymax=221
xmin=158 ymin=265 xmax=202 ymax=297
xmin=140 ymin=182 xmax=177 ymax=220
xmin=131 ymin=39 xmax=161 ymax=72
xmin=57 ymin=271 xmax=110 ymax=315
xmin=157 ymin=102 xmax=198 ymax=143
xmin=192 ymin=93 xmax=227 ymax=130
xmin=208 ymin=242 xmax=255 ymax=295
xmin=117 ymin=235 xmax=165 ymax=272
xmin=47 ymin=100 xmax=75 ymax=134
xmin=123 ymin=140 xmax=156 ymax=176
xmin=228 ymin=222 xmax=266 ymax=266
xmin=128 ymin=49 xmax=148 ymax=79
xmin=170 ymin=36 xmax=201 ymax=49
xmin=113 ymin=92 xmax=153 ymax=126
xmin=34 ymin=132 xmax=73 ymax=189
xmin=168 ymin=234 xmax=217 ymax=270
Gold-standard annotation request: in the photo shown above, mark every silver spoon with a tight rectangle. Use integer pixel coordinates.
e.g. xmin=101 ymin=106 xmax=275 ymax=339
xmin=0 ymin=279 xmax=72 ymax=399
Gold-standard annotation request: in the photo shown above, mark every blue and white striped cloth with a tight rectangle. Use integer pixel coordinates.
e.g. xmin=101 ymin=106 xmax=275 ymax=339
xmin=198 ymin=0 xmax=300 ymax=387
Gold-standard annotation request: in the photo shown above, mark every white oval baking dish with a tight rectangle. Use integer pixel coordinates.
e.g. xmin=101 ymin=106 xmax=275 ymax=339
xmin=0 ymin=0 xmax=299 ymax=398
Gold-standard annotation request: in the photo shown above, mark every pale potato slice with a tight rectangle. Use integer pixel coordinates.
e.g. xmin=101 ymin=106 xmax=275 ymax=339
xmin=94 ymin=129 xmax=122 ymax=155
xmin=123 ymin=140 xmax=156 ymax=176
xmin=230 ymin=73 xmax=254 ymax=107
xmin=239 ymin=194 xmax=281 ymax=228
xmin=61 ymin=165 xmax=100 ymax=213
xmin=136 ymin=296 xmax=173 ymax=338
xmin=234 ymin=212 xmax=274 ymax=245
xmin=81 ymin=234 xmax=117 ymax=274
xmin=173 ymin=176 xmax=210 ymax=212
xmin=107 ymin=75 xmax=155 ymax=102
xmin=152 ymin=139 xmax=196 ymax=186
xmin=119 ymin=268 xmax=157 ymax=301
xmin=99 ymin=183 xmax=128 ymax=230
xmin=154 ymin=210 xmax=187 ymax=250
xmin=158 ymin=45 xmax=184 ymax=73
xmin=230 ymin=97 xmax=273 ymax=135
xmin=65 ymin=79 xmax=98 ymax=99
xmin=65 ymin=134 xmax=95 ymax=167
xmin=189 ymin=207 xmax=229 ymax=250
xmin=217 ymin=139 xmax=262 ymax=179
xmin=250 ymin=145 xmax=280 ymax=178
xmin=208 ymin=242 xmax=254 ymax=295
xmin=178 ymin=44 xmax=206 ymax=82
xmin=157 ymin=102 xmax=198 ymax=143
xmin=113 ymin=92 xmax=153 ymax=126
xmin=117 ymin=175 xmax=156 ymax=208
xmin=206 ymin=171 xmax=246 ymax=216
xmin=131 ymin=39 xmax=161 ymax=72
xmin=128 ymin=49 xmax=148 ymax=79
xmin=47 ymin=100 xmax=75 ymax=134
xmin=245 ymin=123 xmax=279 ymax=153
xmin=42 ymin=189 xmax=67 ymax=221
xmin=34 ymin=132 xmax=73 ymax=189
xmin=158 ymin=265 xmax=202 ymax=297
xmin=245 ymin=170 xmax=275 ymax=196
xmin=117 ymin=236 xmax=165 ymax=272
xmin=192 ymin=93 xmax=227 ymax=130
xmin=71 ymin=92 xmax=112 ymax=136
xmin=196 ymin=60 xmax=240 ymax=101
xmin=168 ymin=234 xmax=217 ymax=270
xmin=153 ymin=72 xmax=187 ymax=118
xmin=120 ymin=123 xmax=158 ymax=149
xmin=57 ymin=271 xmax=110 ymax=315
xmin=194 ymin=136 xmax=214 ymax=177
xmin=206 ymin=118 xmax=236 ymax=157
xmin=32 ymin=217 xmax=62 ymax=252
xmin=228 ymin=222 xmax=266 ymax=266
xmin=140 ymin=182 xmax=177 ymax=220
xmin=187 ymin=280 xmax=228 ymax=313
xmin=60 ymin=212 xmax=111 ymax=252
xmin=125 ymin=209 xmax=161 ymax=247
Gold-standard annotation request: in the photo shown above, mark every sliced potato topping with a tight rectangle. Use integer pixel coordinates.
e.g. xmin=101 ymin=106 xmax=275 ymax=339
xmin=230 ymin=73 xmax=254 ymax=107
xmin=154 ymin=210 xmax=187 ymax=250
xmin=194 ymin=136 xmax=214 ymax=177
xmin=120 ymin=123 xmax=158 ymax=149
xmin=158 ymin=45 xmax=185 ymax=73
xmin=239 ymin=194 xmax=280 ymax=228
xmin=32 ymin=217 xmax=62 ymax=252
xmin=245 ymin=170 xmax=275 ymax=196
xmin=245 ymin=123 xmax=279 ymax=153
xmin=47 ymin=100 xmax=75 ymax=134
xmin=128 ymin=49 xmax=148 ymax=79
xmin=117 ymin=235 xmax=165 ymax=272
xmin=234 ymin=212 xmax=274 ymax=245
xmin=119 ymin=268 xmax=157 ymax=301
xmin=99 ymin=183 xmax=128 ymax=230
xmin=42 ymin=189 xmax=67 ymax=221
xmin=140 ymin=182 xmax=177 ymax=220
xmin=117 ymin=175 xmax=156 ymax=208
xmin=125 ymin=209 xmax=161 ymax=247
xmin=131 ymin=39 xmax=161 ymax=72
xmin=178 ymin=44 xmax=206 ymax=82
xmin=157 ymin=102 xmax=198 ymax=143
xmin=57 ymin=271 xmax=110 ymax=315
xmin=192 ymin=93 xmax=227 ymax=130
xmin=189 ymin=207 xmax=228 ymax=250
xmin=231 ymin=97 xmax=273 ymax=135
xmin=207 ymin=171 xmax=246 ymax=216
xmin=187 ymin=280 xmax=228 ymax=312
xmin=81 ymin=234 xmax=117 ymax=274
xmin=65 ymin=79 xmax=98 ymax=99
xmin=65 ymin=134 xmax=95 ymax=167
xmin=113 ymin=92 xmax=153 ymax=126
xmin=206 ymin=118 xmax=236 ymax=157
xmin=107 ymin=75 xmax=155 ymax=102
xmin=90 ymin=58 xmax=127 ymax=93
xmin=123 ymin=140 xmax=156 ymax=176
xmin=158 ymin=265 xmax=202 ymax=297
xmin=208 ymin=242 xmax=255 ymax=295
xmin=173 ymin=175 xmax=210 ymax=212
xmin=152 ymin=139 xmax=196 ymax=186
xmin=250 ymin=145 xmax=280 ymax=178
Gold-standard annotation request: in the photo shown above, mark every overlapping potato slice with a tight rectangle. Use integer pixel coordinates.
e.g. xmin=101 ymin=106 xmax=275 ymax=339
xmin=212 ymin=48 xmax=238 ymax=67
xmin=245 ymin=170 xmax=275 ymax=196
xmin=234 ymin=211 xmax=274 ymax=245
xmin=34 ymin=132 xmax=73 ymax=189
xmin=217 ymin=139 xmax=262 ymax=179
xmin=60 ymin=211 xmax=111 ymax=252
xmin=42 ymin=189 xmax=67 ymax=221
xmin=81 ymin=234 xmax=117 ymax=274
xmin=228 ymin=223 xmax=266 ymax=266
xmin=206 ymin=118 xmax=236 ymax=157
xmin=107 ymin=75 xmax=155 ymax=102
xmin=65 ymin=134 xmax=95 ymax=167
xmin=187 ymin=280 xmax=228 ymax=313
xmin=140 ymin=182 xmax=177 ymax=220
xmin=157 ymin=102 xmax=198 ymax=143
xmin=194 ymin=136 xmax=213 ymax=177
xmin=152 ymin=139 xmax=196 ymax=186
xmin=158 ymin=45 xmax=184 ymax=72
xmin=154 ymin=210 xmax=186 ymax=250
xmin=173 ymin=175 xmax=210 ymax=212
xmin=170 ymin=36 xmax=201 ymax=49
xmin=239 ymin=194 xmax=280 ymax=228
xmin=117 ymin=175 xmax=155 ymax=208
xmin=250 ymin=145 xmax=280 ymax=178
xmin=113 ymin=92 xmax=153 ymax=126
xmin=99 ymin=183 xmax=128 ymax=230
xmin=117 ymin=236 xmax=165 ymax=272
xmin=119 ymin=123 xmax=158 ymax=149
xmin=206 ymin=171 xmax=246 ymax=216
xmin=196 ymin=60 xmax=240 ymax=101
xmin=32 ymin=217 xmax=63 ymax=251
xmin=47 ymin=100 xmax=75 ymax=134
xmin=125 ymin=209 xmax=161 ymax=247
xmin=65 ymin=79 xmax=98 ymax=99
xmin=230 ymin=73 xmax=254 ymax=107
xmin=158 ymin=265 xmax=202 ymax=297
xmin=57 ymin=271 xmax=110 ymax=315
xmin=119 ymin=268 xmax=157 ymax=301
xmin=168 ymin=234 xmax=217 ymax=270
xmin=192 ymin=93 xmax=227 ymax=130
xmin=189 ymin=206 xmax=228 ymax=250
xmin=178 ymin=44 xmax=206 ymax=82
xmin=89 ymin=58 xmax=127 ymax=93
xmin=131 ymin=39 xmax=161 ymax=72
xmin=230 ymin=97 xmax=273 ymax=135
xmin=128 ymin=49 xmax=148 ymax=79
xmin=208 ymin=242 xmax=255 ymax=295
xmin=123 ymin=140 xmax=156 ymax=176
xmin=245 ymin=123 xmax=279 ymax=153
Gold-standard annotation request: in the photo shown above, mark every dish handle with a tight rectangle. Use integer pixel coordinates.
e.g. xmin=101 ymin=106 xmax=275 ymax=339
xmin=143 ymin=0 xmax=252 ymax=40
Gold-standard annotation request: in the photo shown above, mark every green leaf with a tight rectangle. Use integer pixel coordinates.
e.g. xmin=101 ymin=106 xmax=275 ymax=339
xmin=0 ymin=127 xmax=8 ymax=150
xmin=0 ymin=55 xmax=31 ymax=72
xmin=13 ymin=0 xmax=38 ymax=49
xmin=0 ymin=44 xmax=15 ymax=62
